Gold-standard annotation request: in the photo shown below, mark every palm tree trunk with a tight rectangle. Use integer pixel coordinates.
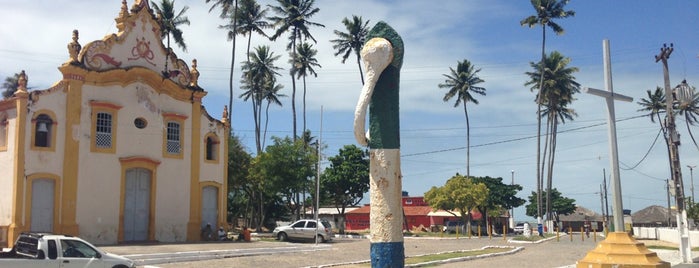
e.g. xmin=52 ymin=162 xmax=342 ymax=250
xmin=536 ymin=24 xmax=547 ymax=227
xmin=546 ymin=116 xmax=557 ymax=224
xmin=227 ymin=0 xmax=238 ymax=136
xmin=291 ymin=33 xmax=298 ymax=141
xmin=263 ymin=102 xmax=271 ymax=149
xmin=464 ymin=103 xmax=470 ymax=179
xmin=356 ymin=52 xmax=365 ymax=85
xmin=303 ymin=75 xmax=307 ymax=136
xmin=541 ymin=114 xmax=551 ymax=221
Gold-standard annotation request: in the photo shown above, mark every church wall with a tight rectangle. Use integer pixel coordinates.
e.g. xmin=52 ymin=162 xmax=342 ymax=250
xmin=23 ymin=90 xmax=67 ymax=179
xmin=74 ymin=82 xmax=194 ymax=243
xmin=0 ymin=109 xmax=18 ymax=243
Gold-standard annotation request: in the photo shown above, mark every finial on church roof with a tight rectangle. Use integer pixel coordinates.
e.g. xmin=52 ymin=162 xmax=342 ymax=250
xmin=67 ymin=30 xmax=81 ymax=64
xmin=116 ymin=0 xmax=129 ymax=31
xmin=190 ymin=59 xmax=200 ymax=87
xmin=222 ymin=106 xmax=229 ymax=124
xmin=131 ymin=0 xmax=150 ymax=13
xmin=16 ymin=70 xmax=28 ymax=95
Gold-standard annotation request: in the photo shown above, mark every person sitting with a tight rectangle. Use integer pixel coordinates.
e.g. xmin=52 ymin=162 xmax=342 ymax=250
xmin=218 ymin=227 xmax=227 ymax=241
xmin=201 ymin=223 xmax=214 ymax=241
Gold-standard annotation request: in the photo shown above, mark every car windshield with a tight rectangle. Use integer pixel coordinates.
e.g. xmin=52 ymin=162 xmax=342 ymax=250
xmin=321 ymin=221 xmax=331 ymax=228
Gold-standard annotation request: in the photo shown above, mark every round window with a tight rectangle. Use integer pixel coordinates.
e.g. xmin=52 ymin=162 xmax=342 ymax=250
xmin=134 ymin=117 xmax=147 ymax=129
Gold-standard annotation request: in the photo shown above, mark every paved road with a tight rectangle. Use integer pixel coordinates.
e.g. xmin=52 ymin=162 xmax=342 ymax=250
xmin=100 ymin=234 xmax=697 ymax=268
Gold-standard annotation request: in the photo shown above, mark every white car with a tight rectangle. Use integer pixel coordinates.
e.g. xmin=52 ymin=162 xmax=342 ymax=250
xmin=273 ymin=219 xmax=333 ymax=243
xmin=514 ymin=222 xmax=527 ymax=235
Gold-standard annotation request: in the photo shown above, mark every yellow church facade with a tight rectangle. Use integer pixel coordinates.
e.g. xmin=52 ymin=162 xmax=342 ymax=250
xmin=0 ymin=0 xmax=229 ymax=247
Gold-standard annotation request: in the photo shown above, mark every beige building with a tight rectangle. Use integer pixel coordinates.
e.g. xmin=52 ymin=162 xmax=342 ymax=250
xmin=0 ymin=0 xmax=229 ymax=247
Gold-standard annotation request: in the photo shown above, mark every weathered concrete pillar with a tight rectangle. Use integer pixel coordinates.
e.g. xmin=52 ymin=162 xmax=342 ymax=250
xmin=353 ymin=21 xmax=404 ymax=268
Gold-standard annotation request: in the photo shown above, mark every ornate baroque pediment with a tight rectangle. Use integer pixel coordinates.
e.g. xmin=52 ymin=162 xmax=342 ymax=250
xmin=77 ymin=0 xmax=192 ymax=87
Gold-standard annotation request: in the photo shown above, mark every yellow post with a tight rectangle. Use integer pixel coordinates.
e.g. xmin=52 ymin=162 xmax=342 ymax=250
xmin=488 ymin=225 xmax=492 ymax=240
xmin=594 ymin=229 xmax=597 ymax=242
xmin=556 ymin=228 xmax=560 ymax=242
xmin=569 ymin=227 xmax=573 ymax=242
xmin=440 ymin=225 xmax=444 ymax=238
xmin=456 ymin=224 xmax=460 ymax=239
xmin=477 ymin=225 xmax=481 ymax=237
xmin=503 ymin=225 xmax=507 ymax=241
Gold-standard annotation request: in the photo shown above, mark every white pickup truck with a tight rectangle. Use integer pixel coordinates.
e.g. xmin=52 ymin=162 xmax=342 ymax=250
xmin=0 ymin=232 xmax=135 ymax=268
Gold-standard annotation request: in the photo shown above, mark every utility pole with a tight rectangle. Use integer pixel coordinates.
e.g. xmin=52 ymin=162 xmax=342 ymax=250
xmin=656 ymin=43 xmax=692 ymax=263
xmin=667 ymin=179 xmax=672 ymax=227
xmin=603 ymin=170 xmax=610 ymax=230
xmin=688 ymin=165 xmax=696 ymax=202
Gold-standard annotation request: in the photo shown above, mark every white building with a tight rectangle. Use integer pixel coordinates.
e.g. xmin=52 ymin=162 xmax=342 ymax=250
xmin=0 ymin=0 xmax=228 ymax=247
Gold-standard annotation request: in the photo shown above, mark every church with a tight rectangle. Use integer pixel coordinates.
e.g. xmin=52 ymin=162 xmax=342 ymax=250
xmin=0 ymin=0 xmax=229 ymax=247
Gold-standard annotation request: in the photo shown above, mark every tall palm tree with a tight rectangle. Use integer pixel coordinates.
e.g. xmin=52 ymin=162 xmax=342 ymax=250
xmin=637 ymin=87 xmax=675 ymax=182
xmin=268 ymin=0 xmax=325 ymax=140
xmin=223 ymin=0 xmax=271 ymax=62
xmin=638 ymin=87 xmax=668 ymax=135
xmin=290 ymin=42 xmax=321 ymax=136
xmin=152 ymin=0 xmax=190 ymax=73
xmin=2 ymin=73 xmax=20 ymax=98
xmin=206 ymin=0 xmax=238 ymax=133
xmin=240 ymin=45 xmax=282 ymax=154
xmin=525 ymin=51 xmax=579 ymax=224
xmin=330 ymin=15 xmax=370 ymax=85
xmin=262 ymin=79 xmax=286 ymax=149
xmin=438 ymin=59 xmax=486 ymax=180
xmin=520 ymin=0 xmax=574 ymax=228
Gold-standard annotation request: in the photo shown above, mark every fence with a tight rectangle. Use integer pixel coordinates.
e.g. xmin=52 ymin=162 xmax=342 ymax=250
xmin=633 ymin=227 xmax=699 ymax=245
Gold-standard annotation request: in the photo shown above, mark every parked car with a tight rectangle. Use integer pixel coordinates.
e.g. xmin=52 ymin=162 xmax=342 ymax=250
xmin=273 ymin=219 xmax=333 ymax=243
xmin=0 ymin=232 xmax=135 ymax=268
xmin=514 ymin=222 xmax=528 ymax=235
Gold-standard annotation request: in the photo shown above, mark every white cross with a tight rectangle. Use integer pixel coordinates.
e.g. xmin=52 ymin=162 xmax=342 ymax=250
xmin=583 ymin=39 xmax=633 ymax=233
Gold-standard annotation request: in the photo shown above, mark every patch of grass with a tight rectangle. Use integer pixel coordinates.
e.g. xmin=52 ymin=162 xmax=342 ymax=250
xmin=404 ymin=248 xmax=509 ymax=265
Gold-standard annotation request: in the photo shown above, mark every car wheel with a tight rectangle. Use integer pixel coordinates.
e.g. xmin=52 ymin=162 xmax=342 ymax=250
xmin=278 ymin=232 xmax=288 ymax=242
xmin=316 ymin=235 xmax=324 ymax=243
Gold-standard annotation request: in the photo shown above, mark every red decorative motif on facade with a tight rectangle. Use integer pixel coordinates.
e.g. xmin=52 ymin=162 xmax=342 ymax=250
xmin=91 ymin=54 xmax=122 ymax=68
xmin=128 ymin=37 xmax=156 ymax=66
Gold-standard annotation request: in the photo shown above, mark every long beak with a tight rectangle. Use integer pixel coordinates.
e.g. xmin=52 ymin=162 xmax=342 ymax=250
xmin=354 ymin=38 xmax=393 ymax=146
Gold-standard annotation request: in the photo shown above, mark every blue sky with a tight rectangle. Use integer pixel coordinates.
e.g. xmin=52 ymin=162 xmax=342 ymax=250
xmin=3 ymin=0 xmax=699 ymax=221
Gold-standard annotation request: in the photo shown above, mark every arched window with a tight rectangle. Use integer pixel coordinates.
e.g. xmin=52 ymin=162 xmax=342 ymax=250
xmin=204 ymin=134 xmax=219 ymax=162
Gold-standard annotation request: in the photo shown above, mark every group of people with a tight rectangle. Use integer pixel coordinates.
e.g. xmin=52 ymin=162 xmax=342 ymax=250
xmin=201 ymin=223 xmax=251 ymax=242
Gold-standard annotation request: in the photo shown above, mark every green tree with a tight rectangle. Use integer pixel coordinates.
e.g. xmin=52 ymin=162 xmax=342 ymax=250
xmin=439 ymin=60 xmax=486 ymax=180
xmin=222 ymin=0 xmax=271 ymax=63
xmin=2 ymin=73 xmax=20 ymax=98
xmin=268 ymin=0 xmax=325 ymax=140
xmin=240 ymin=45 xmax=282 ymax=154
xmin=227 ymin=134 xmax=252 ymax=225
xmin=524 ymin=188 xmax=576 ymax=223
xmin=524 ymin=51 xmax=579 ymax=223
xmin=320 ymin=144 xmax=369 ymax=234
xmin=290 ymin=42 xmax=321 ymax=135
xmin=206 ymin=0 xmax=238 ymax=128
xmin=330 ymin=15 xmax=370 ymax=85
xmin=424 ymin=174 xmax=488 ymax=233
xmin=255 ymin=136 xmax=317 ymax=221
xmin=520 ymin=0 xmax=575 ymax=223
xmin=152 ymin=0 xmax=190 ymax=72
xmin=471 ymin=176 xmax=525 ymax=229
